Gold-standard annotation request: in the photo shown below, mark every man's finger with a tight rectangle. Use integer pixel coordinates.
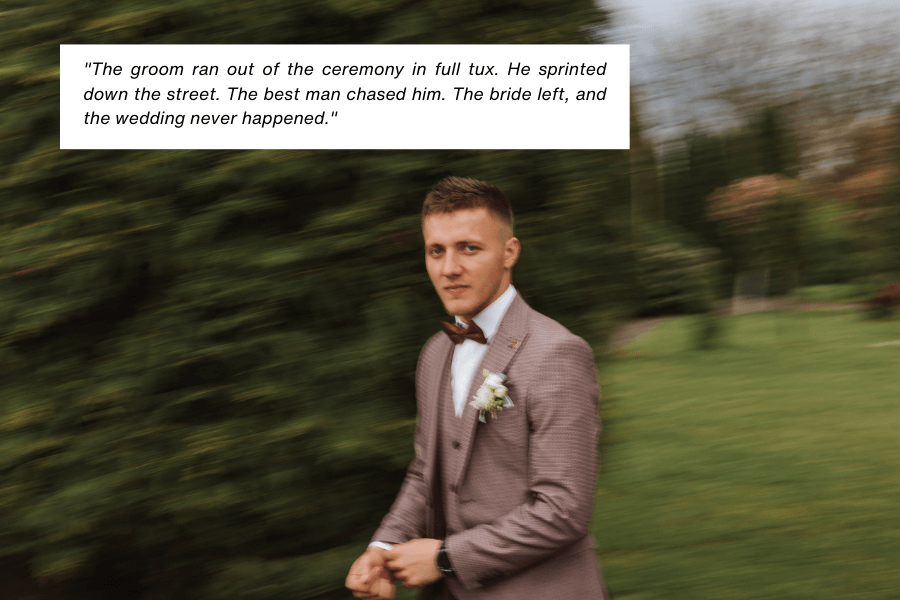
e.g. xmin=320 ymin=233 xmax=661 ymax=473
xmin=346 ymin=572 xmax=371 ymax=589
xmin=345 ymin=574 xmax=362 ymax=590
xmin=373 ymin=577 xmax=396 ymax=599
xmin=387 ymin=564 xmax=407 ymax=580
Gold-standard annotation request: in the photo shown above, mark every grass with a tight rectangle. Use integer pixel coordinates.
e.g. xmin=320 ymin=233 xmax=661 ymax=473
xmin=594 ymin=309 xmax=900 ymax=600
xmin=790 ymin=283 xmax=871 ymax=303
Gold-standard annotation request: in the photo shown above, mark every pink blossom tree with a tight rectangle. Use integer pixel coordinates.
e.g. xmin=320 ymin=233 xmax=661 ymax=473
xmin=706 ymin=174 xmax=805 ymax=285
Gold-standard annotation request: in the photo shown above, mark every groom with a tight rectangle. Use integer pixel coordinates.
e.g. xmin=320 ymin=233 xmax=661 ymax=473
xmin=346 ymin=177 xmax=607 ymax=599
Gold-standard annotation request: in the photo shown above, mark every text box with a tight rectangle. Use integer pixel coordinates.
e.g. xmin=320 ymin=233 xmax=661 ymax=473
xmin=60 ymin=45 xmax=629 ymax=150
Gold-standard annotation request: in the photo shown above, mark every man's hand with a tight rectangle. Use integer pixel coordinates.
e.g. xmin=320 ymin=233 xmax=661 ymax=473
xmin=345 ymin=547 xmax=396 ymax=599
xmin=384 ymin=538 xmax=444 ymax=588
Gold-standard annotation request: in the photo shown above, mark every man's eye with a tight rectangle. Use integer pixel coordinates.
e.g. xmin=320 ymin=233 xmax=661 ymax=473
xmin=464 ymin=245 xmax=478 ymax=252
xmin=429 ymin=248 xmax=443 ymax=256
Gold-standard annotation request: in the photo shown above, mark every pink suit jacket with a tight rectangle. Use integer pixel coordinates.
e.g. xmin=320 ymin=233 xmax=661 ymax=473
xmin=373 ymin=293 xmax=608 ymax=599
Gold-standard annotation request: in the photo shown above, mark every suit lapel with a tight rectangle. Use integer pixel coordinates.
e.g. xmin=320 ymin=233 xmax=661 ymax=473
xmin=452 ymin=293 xmax=531 ymax=489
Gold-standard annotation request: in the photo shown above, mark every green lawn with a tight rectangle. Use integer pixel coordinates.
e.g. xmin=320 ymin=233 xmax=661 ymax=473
xmin=594 ymin=310 xmax=900 ymax=599
xmin=790 ymin=284 xmax=871 ymax=303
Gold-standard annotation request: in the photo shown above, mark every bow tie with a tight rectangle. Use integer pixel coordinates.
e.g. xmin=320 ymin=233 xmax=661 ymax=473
xmin=441 ymin=320 xmax=487 ymax=345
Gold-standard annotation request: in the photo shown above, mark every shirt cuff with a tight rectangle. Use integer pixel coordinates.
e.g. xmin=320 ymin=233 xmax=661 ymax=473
xmin=368 ymin=541 xmax=394 ymax=551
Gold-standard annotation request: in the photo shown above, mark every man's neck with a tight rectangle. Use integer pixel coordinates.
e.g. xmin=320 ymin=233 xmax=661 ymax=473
xmin=455 ymin=284 xmax=516 ymax=342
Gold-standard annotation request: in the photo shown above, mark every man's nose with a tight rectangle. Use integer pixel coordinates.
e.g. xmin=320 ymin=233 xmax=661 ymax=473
xmin=441 ymin=251 xmax=463 ymax=277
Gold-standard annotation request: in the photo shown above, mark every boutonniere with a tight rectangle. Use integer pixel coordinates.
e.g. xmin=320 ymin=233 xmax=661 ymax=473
xmin=470 ymin=369 xmax=515 ymax=423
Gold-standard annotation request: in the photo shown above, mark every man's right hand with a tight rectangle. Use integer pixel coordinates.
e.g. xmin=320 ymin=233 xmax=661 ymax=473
xmin=345 ymin=547 xmax=396 ymax=599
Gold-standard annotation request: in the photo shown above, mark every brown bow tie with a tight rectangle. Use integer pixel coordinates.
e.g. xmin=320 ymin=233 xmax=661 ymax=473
xmin=441 ymin=320 xmax=487 ymax=345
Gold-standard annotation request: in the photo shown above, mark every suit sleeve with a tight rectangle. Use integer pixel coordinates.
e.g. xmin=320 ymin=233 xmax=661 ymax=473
xmin=445 ymin=335 xmax=601 ymax=589
xmin=370 ymin=347 xmax=434 ymax=544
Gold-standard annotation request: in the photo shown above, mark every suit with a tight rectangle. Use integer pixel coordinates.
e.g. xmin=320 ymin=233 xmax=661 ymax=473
xmin=372 ymin=292 xmax=608 ymax=599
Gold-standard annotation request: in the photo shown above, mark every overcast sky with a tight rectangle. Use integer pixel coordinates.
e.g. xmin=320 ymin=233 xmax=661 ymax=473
xmin=606 ymin=0 xmax=900 ymax=79
xmin=603 ymin=0 xmax=900 ymax=142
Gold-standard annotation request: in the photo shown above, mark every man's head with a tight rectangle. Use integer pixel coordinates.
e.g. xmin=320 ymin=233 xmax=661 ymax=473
xmin=422 ymin=177 xmax=520 ymax=324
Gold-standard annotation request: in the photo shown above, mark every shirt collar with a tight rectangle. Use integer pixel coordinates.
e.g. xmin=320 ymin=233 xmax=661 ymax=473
xmin=455 ymin=284 xmax=516 ymax=343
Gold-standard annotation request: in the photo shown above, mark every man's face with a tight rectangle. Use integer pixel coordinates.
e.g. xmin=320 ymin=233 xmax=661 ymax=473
xmin=423 ymin=207 xmax=520 ymax=323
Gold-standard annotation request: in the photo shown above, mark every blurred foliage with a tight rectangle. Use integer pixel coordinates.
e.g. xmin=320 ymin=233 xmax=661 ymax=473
xmin=663 ymin=102 xmax=900 ymax=301
xmin=657 ymin=107 xmax=803 ymax=293
xmin=864 ymin=282 xmax=900 ymax=320
xmin=797 ymin=198 xmax=865 ymax=286
xmin=661 ymin=133 xmax=728 ymax=247
xmin=0 ymin=1 xmax=630 ymax=599
xmin=836 ymin=106 xmax=900 ymax=281
xmin=632 ymin=222 xmax=723 ymax=317
xmin=660 ymin=108 xmax=797 ymax=233
xmin=753 ymin=106 xmax=799 ymax=178
xmin=706 ymin=174 xmax=804 ymax=279
xmin=659 ymin=132 xmax=734 ymax=294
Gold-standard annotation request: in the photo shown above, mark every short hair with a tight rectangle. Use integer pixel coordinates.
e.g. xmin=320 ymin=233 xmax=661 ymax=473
xmin=422 ymin=176 xmax=514 ymax=232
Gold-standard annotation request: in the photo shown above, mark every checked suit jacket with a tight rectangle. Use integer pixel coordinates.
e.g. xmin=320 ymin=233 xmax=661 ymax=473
xmin=372 ymin=293 xmax=608 ymax=599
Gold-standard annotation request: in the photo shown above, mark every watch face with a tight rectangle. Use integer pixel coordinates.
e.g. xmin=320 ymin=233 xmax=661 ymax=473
xmin=438 ymin=547 xmax=452 ymax=573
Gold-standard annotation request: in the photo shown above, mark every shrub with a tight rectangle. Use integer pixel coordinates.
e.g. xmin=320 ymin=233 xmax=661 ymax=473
xmin=633 ymin=223 xmax=724 ymax=317
xmin=865 ymin=282 xmax=900 ymax=319
xmin=800 ymin=201 xmax=868 ymax=285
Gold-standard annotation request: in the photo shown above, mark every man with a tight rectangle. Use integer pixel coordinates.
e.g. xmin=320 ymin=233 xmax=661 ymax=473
xmin=346 ymin=177 xmax=607 ymax=599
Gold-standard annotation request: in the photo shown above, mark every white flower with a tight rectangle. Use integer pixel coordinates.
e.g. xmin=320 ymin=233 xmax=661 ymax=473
xmin=472 ymin=386 xmax=493 ymax=409
xmin=471 ymin=371 xmax=514 ymax=423
xmin=484 ymin=373 xmax=506 ymax=388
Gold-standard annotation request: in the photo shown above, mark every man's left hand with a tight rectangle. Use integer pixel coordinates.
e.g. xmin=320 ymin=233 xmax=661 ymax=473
xmin=384 ymin=538 xmax=444 ymax=588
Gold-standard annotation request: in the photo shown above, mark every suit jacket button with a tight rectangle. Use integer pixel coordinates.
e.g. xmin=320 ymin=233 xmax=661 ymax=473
xmin=452 ymin=441 xmax=460 ymax=449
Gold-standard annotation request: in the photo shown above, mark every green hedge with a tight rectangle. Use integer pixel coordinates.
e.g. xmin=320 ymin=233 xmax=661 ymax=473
xmin=632 ymin=222 xmax=723 ymax=317
xmin=0 ymin=1 xmax=632 ymax=598
xmin=0 ymin=155 xmax=633 ymax=600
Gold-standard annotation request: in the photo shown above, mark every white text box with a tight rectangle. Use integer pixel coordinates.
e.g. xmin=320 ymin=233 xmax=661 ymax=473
xmin=60 ymin=45 xmax=629 ymax=150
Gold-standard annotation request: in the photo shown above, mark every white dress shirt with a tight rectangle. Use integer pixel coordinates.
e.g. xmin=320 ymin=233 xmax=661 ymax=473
xmin=368 ymin=284 xmax=517 ymax=552
xmin=449 ymin=284 xmax=516 ymax=417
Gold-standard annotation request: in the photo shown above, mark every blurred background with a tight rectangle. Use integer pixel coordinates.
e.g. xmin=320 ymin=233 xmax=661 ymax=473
xmin=1 ymin=0 xmax=898 ymax=598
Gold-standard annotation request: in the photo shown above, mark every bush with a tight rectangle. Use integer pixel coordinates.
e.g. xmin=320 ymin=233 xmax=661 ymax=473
xmin=0 ymin=153 xmax=635 ymax=600
xmin=865 ymin=282 xmax=900 ymax=319
xmin=633 ymin=223 xmax=724 ymax=317
xmin=2 ymin=2 xmax=622 ymax=599
xmin=799 ymin=201 xmax=868 ymax=285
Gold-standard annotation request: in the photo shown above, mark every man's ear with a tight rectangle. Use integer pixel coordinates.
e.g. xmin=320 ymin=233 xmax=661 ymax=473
xmin=504 ymin=237 xmax=520 ymax=269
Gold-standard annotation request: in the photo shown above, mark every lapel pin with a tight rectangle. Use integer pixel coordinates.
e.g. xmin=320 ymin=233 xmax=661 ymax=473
xmin=510 ymin=340 xmax=519 ymax=349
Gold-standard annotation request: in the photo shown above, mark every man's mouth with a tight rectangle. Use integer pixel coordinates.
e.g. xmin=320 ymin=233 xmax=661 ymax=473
xmin=444 ymin=285 xmax=468 ymax=296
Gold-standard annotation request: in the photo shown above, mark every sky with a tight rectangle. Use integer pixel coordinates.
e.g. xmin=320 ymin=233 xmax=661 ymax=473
xmin=603 ymin=0 xmax=900 ymax=143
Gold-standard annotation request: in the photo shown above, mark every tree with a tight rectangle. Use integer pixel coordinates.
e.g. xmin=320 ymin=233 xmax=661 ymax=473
xmin=834 ymin=110 xmax=900 ymax=281
xmin=660 ymin=132 xmax=729 ymax=248
xmin=634 ymin=4 xmax=900 ymax=177
xmin=1 ymin=2 xmax=626 ymax=599
xmin=706 ymin=174 xmax=805 ymax=300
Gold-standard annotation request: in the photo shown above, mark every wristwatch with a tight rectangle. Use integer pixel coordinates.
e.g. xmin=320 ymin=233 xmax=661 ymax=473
xmin=436 ymin=541 xmax=453 ymax=575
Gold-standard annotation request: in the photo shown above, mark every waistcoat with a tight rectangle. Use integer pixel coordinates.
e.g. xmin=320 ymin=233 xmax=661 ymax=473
xmin=437 ymin=362 xmax=469 ymax=539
